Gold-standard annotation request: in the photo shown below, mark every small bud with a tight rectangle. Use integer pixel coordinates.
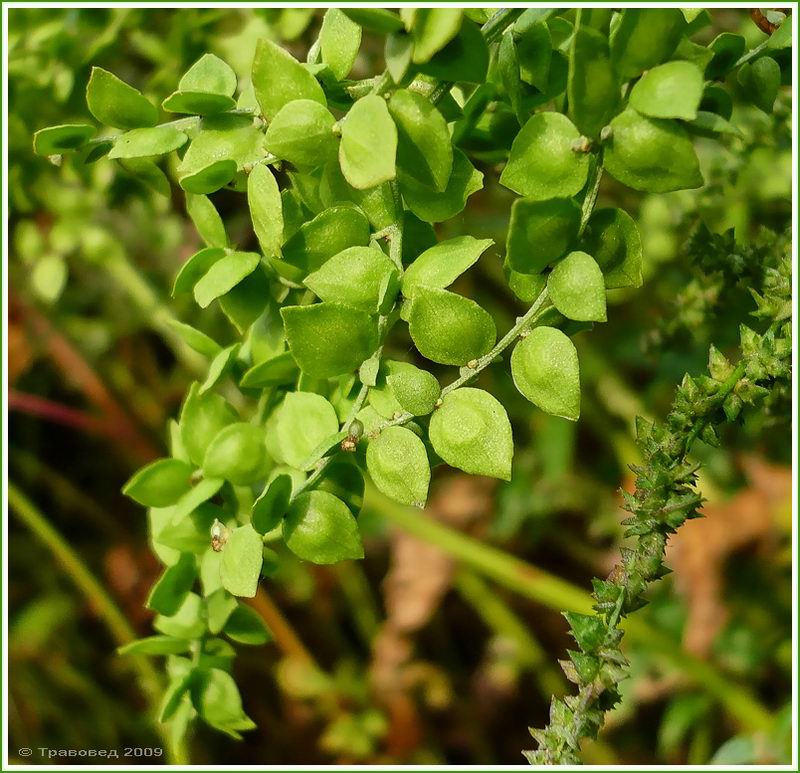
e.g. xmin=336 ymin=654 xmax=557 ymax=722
xmin=210 ymin=518 xmax=230 ymax=552
xmin=434 ymin=398 xmax=443 ymax=409
xmin=467 ymin=359 xmax=478 ymax=370
xmin=600 ymin=125 xmax=613 ymax=143
xmin=571 ymin=136 xmax=593 ymax=153
xmin=48 ymin=154 xmax=63 ymax=167
xmin=332 ymin=122 xmax=342 ymax=137
xmin=340 ymin=437 xmax=357 ymax=453
xmin=348 ymin=419 xmax=364 ymax=440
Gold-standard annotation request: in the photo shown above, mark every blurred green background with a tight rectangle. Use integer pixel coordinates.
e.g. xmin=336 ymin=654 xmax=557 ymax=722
xmin=7 ymin=7 xmax=793 ymax=765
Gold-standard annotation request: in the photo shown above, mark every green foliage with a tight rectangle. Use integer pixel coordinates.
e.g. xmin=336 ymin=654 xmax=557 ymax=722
xmin=33 ymin=6 xmax=791 ymax=761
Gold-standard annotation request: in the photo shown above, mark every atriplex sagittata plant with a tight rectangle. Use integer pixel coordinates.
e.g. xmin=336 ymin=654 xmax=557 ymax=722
xmin=34 ymin=6 xmax=793 ymax=762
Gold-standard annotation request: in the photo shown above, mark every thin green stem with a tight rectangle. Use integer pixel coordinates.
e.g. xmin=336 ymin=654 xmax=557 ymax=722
xmin=578 ymin=155 xmax=604 ymax=238
xmin=367 ymin=485 xmax=773 ymax=733
xmin=8 ymin=484 xmax=189 ymax=763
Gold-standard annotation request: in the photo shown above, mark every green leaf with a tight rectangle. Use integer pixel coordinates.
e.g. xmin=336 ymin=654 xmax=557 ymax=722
xmin=320 ymin=9 xmax=362 ymax=80
xmin=367 ymin=426 xmax=430 ymax=506
xmin=304 ymin=245 xmax=396 ymax=313
xmin=282 ymin=302 xmax=378 ymax=379
xmin=163 ymin=91 xmax=236 ymax=116
xmin=687 ymin=111 xmax=743 ymax=139
xmin=604 ymin=110 xmax=702 ymax=193
xmin=284 ymin=491 xmax=364 ymax=564
xmin=223 ymin=604 xmax=272 ymax=645
xmin=203 ymin=423 xmax=267 ymax=485
xmin=31 ymin=255 xmax=67 ymax=303
xmin=118 ymin=635 xmax=192 ymax=656
xmin=400 ymin=148 xmax=483 ymax=223
xmin=252 ymin=474 xmax=293 ymax=534
xmin=178 ymin=114 xmax=265 ymax=193
xmin=147 ymin=553 xmax=197 ymax=616
xmin=252 ymin=38 xmax=326 ymax=121
xmin=417 ymin=19 xmax=488 ymax=84
xmin=706 ymin=33 xmax=746 ymax=79
xmin=108 ymin=126 xmax=188 ymax=159
xmin=240 ymin=352 xmax=298 ymax=389
xmin=510 ymin=326 xmax=580 ymax=420
xmin=248 ymin=165 xmax=283 ymax=258
xmin=264 ymin=100 xmax=337 ymax=168
xmin=385 ymin=32 xmax=414 ymax=83
xmin=767 ymin=14 xmax=792 ymax=50
xmin=389 ymin=89 xmax=452 ymax=192
xmin=172 ymin=247 xmax=225 ymax=296
xmin=500 ymin=113 xmax=590 ymax=200
xmin=402 ymin=235 xmax=492 ymax=298
xmin=320 ymin=161 xmax=397 ymax=231
xmin=339 ymin=95 xmax=397 ymax=190
xmin=580 ymin=208 xmax=642 ymax=289
xmin=610 ymin=9 xmax=686 ymax=79
xmin=154 ymin=592 xmax=205 ymax=639
xmin=180 ymin=54 xmax=237 ymax=96
xmin=219 ymin=266 xmax=270 ymax=333
xmin=506 ymin=266 xmax=547 ymax=304
xmin=276 ymin=204 xmax=370 ymax=280
xmin=429 ymin=388 xmax=513 ymax=480
xmin=629 ymin=61 xmax=703 ymax=121
xmin=186 ymin=195 xmax=228 ymax=249
xmin=123 ymin=458 xmax=194 ymax=507
xmin=199 ymin=344 xmax=240 ymax=394
xmin=275 ymin=392 xmax=340 ymax=470
xmin=33 ymin=124 xmax=95 ymax=156
xmin=206 ymin=589 xmax=238 ymax=634
xmin=738 ymin=56 xmax=781 ymax=114
xmin=387 ymin=361 xmax=441 ymax=416
xmin=405 ymin=8 xmax=462 ymax=63
xmin=342 ymin=8 xmax=404 ymax=34
xmin=516 ymin=19 xmax=553 ymax=91
xmin=408 ymin=287 xmax=496 ymax=366
xmin=568 ymin=23 xmax=619 ymax=137
xmin=220 ymin=524 xmax=263 ymax=598
xmin=506 ymin=197 xmax=581 ymax=274
xmin=180 ymin=383 xmax=238 ymax=467
xmin=547 ymin=251 xmax=607 ymax=322
xmin=86 ymin=67 xmax=158 ymax=129
xmin=193 ymin=668 xmax=255 ymax=737
xmin=193 ymin=252 xmax=261 ymax=308
xmin=154 ymin=503 xmax=219 ymax=554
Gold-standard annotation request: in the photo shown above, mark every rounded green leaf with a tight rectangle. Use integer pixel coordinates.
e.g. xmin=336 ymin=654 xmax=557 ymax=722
xmin=408 ymin=287 xmax=496 ymax=366
xmin=568 ymin=24 xmax=619 ymax=138
xmin=147 ymin=553 xmax=197 ymax=616
xmin=193 ymin=667 xmax=255 ymax=736
xmin=240 ymin=352 xmax=298 ymax=389
xmin=429 ymin=388 xmax=513 ymax=480
xmin=580 ymin=208 xmax=642 ymax=289
xmin=264 ymin=100 xmax=337 ymax=168
xmin=342 ymin=8 xmax=404 ymax=33
xmin=86 ymin=67 xmax=158 ymax=129
xmin=154 ymin=593 xmax=205 ymax=640
xmin=179 ymin=385 xmax=238 ymax=468
xmin=505 ymin=197 xmax=581 ymax=274
xmin=400 ymin=149 xmax=483 ymax=223
xmin=706 ymin=33 xmax=745 ymax=80
xmin=186 ymin=194 xmax=228 ymax=249
xmin=388 ymin=89 xmax=453 ymax=192
xmin=284 ymin=491 xmax=364 ymax=564
xmin=252 ymin=474 xmax=293 ymax=534
xmin=252 ymin=38 xmax=326 ymax=121
xmin=179 ymin=159 xmax=238 ymax=195
xmin=281 ymin=302 xmax=378 ymax=379
xmin=500 ymin=113 xmax=590 ymax=200
xmin=610 ymin=9 xmax=686 ymax=79
xmin=317 ymin=461 xmax=365 ymax=517
xmin=510 ymin=326 xmax=580 ymax=420
xmin=206 ymin=589 xmax=238 ymax=634
xmin=168 ymin=320 xmax=222 ymax=359
xmin=407 ymin=8 xmax=462 ymax=64
xmin=278 ymin=204 xmax=370 ymax=280
xmin=320 ymin=9 xmax=362 ymax=80
xmin=275 ymin=392 xmax=339 ymax=470
xmin=402 ymin=235 xmax=493 ymax=298
xmin=220 ymin=525 xmax=263 ymax=598
xmin=179 ymin=53 xmax=237 ymax=97
xmin=162 ymin=91 xmax=237 ymax=116
xmin=199 ymin=343 xmax=240 ymax=394
xmin=304 ymin=245 xmax=396 ymax=312
xmin=203 ymin=423 xmax=267 ymax=485
xmin=547 ymin=251 xmax=607 ymax=322
xmin=108 ymin=126 xmax=188 ymax=159
xmin=339 ymin=95 xmax=397 ymax=190
xmin=223 ymin=604 xmax=272 ymax=645
xmin=387 ymin=362 xmax=441 ymax=416
xmin=416 ymin=18 xmax=489 ymax=84
xmin=193 ymin=252 xmax=261 ymax=308
xmin=172 ymin=247 xmax=225 ymax=296
xmin=367 ymin=426 xmax=430 ymax=506
xmin=629 ymin=61 xmax=704 ymax=121
xmin=248 ymin=164 xmax=283 ymax=258
xmin=604 ymin=110 xmax=702 ymax=193
xmin=738 ymin=56 xmax=781 ymax=114
xmin=123 ymin=458 xmax=194 ymax=507
xmin=33 ymin=124 xmax=94 ymax=156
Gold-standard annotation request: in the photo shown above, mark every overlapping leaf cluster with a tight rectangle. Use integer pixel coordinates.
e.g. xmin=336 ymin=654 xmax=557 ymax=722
xmin=33 ymin=6 xmax=792 ymax=758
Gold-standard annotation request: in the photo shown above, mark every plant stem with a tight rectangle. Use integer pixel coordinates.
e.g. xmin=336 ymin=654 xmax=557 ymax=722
xmin=8 ymin=484 xmax=188 ymax=762
xmin=367 ymin=485 xmax=773 ymax=733
xmin=578 ymin=155 xmax=604 ymax=237
xmin=247 ymin=588 xmax=316 ymax=666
